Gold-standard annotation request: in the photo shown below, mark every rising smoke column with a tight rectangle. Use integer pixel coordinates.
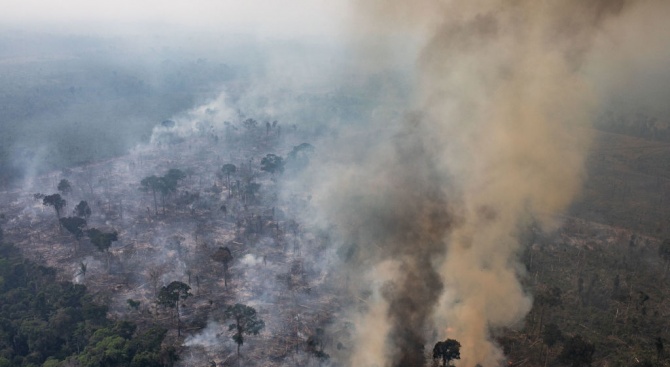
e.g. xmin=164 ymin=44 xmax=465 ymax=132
xmin=306 ymin=1 xmax=661 ymax=366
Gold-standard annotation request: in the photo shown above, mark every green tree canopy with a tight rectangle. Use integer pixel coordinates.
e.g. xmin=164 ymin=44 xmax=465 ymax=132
xmin=157 ymin=281 xmax=191 ymax=336
xmin=86 ymin=228 xmax=118 ymax=271
xmin=224 ymin=303 xmax=265 ymax=357
xmin=0 ymin=242 xmax=167 ymax=367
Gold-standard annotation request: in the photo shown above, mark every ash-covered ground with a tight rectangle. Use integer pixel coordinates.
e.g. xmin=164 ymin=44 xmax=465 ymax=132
xmin=0 ymin=105 xmax=350 ymax=366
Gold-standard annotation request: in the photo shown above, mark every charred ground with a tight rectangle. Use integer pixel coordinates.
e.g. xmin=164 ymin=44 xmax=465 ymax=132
xmin=1 ymin=112 xmax=670 ymax=367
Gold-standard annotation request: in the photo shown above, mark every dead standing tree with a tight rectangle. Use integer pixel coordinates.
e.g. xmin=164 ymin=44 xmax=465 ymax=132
xmin=147 ymin=264 xmax=167 ymax=297
xmin=221 ymin=163 xmax=237 ymax=196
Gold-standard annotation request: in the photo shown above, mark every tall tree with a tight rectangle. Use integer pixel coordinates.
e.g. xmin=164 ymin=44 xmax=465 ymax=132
xmin=164 ymin=169 xmax=186 ymax=187
xmin=433 ymin=339 xmax=461 ymax=367
xmin=57 ymin=179 xmax=72 ymax=195
xmin=74 ymin=200 xmax=92 ymax=219
xmin=86 ymin=228 xmax=118 ymax=271
xmin=224 ymin=303 xmax=265 ymax=358
xmin=43 ymin=194 xmax=67 ymax=230
xmin=60 ymin=216 xmax=87 ymax=252
xmin=221 ymin=164 xmax=237 ymax=195
xmin=155 ymin=169 xmax=186 ymax=214
xmin=140 ymin=175 xmax=161 ymax=216
xmin=260 ymin=154 xmax=284 ymax=176
xmin=212 ymin=246 xmax=233 ymax=289
xmin=157 ymin=281 xmax=191 ymax=337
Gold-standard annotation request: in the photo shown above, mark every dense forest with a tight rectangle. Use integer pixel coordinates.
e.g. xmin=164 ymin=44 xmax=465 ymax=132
xmin=0 ymin=242 xmax=173 ymax=367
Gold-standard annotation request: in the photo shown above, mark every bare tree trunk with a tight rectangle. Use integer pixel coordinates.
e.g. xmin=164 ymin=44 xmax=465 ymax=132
xmin=537 ymin=306 xmax=545 ymax=338
xmin=544 ymin=346 xmax=550 ymax=367
xmin=177 ymin=303 xmax=181 ymax=337
xmin=224 ymin=263 xmax=229 ymax=289
xmin=152 ymin=189 xmax=158 ymax=216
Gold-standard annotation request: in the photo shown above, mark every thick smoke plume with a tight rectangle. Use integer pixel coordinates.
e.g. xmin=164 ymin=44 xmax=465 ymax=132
xmin=300 ymin=1 xmax=670 ymax=366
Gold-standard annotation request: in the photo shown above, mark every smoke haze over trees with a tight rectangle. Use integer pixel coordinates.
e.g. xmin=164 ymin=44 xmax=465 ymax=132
xmin=1 ymin=1 xmax=670 ymax=367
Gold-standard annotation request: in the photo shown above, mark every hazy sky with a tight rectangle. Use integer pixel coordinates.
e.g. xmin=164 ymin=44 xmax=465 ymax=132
xmin=3 ymin=0 xmax=349 ymax=38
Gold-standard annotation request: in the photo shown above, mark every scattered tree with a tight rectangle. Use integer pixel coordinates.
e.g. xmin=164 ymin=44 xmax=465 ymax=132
xmin=212 ymin=246 xmax=233 ymax=289
xmin=43 ymin=193 xmax=67 ymax=224
xmin=86 ymin=228 xmax=118 ymax=271
xmin=140 ymin=175 xmax=161 ymax=216
xmin=164 ymin=168 xmax=186 ymax=186
xmin=260 ymin=154 xmax=284 ymax=175
xmin=77 ymin=261 xmax=88 ymax=280
xmin=244 ymin=182 xmax=261 ymax=204
xmin=141 ymin=170 xmax=185 ymax=215
xmin=127 ymin=299 xmax=141 ymax=311
xmin=58 ymin=179 xmax=73 ymax=195
xmin=74 ymin=200 xmax=92 ymax=219
xmin=224 ymin=303 xmax=265 ymax=358
xmin=433 ymin=339 xmax=461 ymax=367
xmin=157 ymin=281 xmax=191 ymax=336
xmin=60 ymin=216 xmax=87 ymax=251
xmin=221 ymin=164 xmax=237 ymax=194
xmin=286 ymin=143 xmax=315 ymax=171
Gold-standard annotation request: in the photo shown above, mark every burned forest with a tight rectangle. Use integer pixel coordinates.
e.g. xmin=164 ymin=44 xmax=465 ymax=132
xmin=3 ymin=1 xmax=670 ymax=367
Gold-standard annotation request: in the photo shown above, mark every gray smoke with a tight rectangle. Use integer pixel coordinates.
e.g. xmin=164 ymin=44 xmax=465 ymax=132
xmin=293 ymin=1 xmax=670 ymax=366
